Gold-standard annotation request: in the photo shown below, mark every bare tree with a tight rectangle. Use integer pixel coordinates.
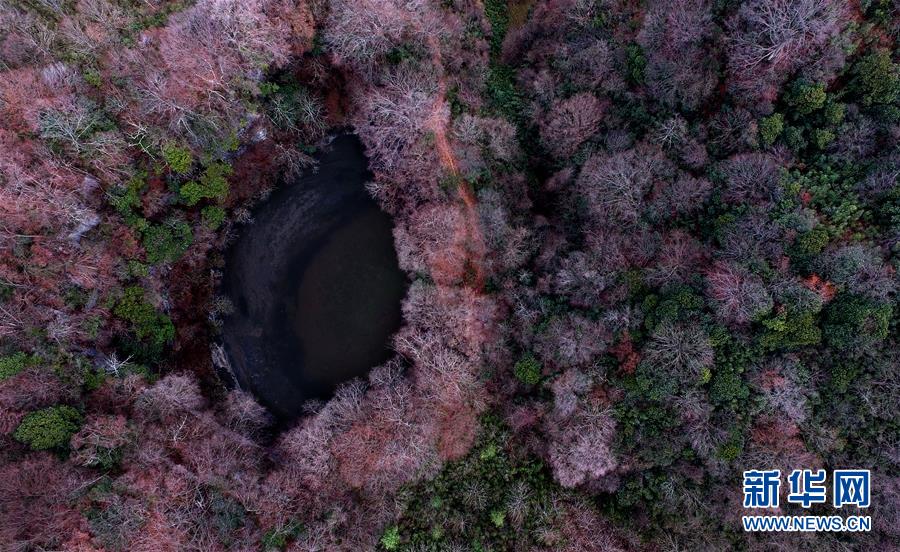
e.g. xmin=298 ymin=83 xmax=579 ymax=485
xmin=540 ymin=93 xmax=606 ymax=159
xmin=726 ymin=0 xmax=848 ymax=105
xmin=638 ymin=0 xmax=718 ymax=110
xmin=643 ymin=322 xmax=714 ymax=387
xmin=577 ymin=146 xmax=672 ymax=226
xmin=705 ymin=261 xmax=774 ymax=325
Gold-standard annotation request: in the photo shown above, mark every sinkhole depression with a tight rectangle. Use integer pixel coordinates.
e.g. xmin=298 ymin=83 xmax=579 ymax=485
xmin=221 ymin=133 xmax=407 ymax=418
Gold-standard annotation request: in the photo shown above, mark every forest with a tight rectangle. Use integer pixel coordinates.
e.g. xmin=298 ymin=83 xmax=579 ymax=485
xmin=0 ymin=0 xmax=898 ymax=550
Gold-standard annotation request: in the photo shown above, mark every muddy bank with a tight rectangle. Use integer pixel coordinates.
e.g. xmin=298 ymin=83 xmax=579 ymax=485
xmin=221 ymin=134 xmax=406 ymax=418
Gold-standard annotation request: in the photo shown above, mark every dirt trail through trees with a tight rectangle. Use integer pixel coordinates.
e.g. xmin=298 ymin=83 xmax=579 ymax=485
xmin=427 ymin=36 xmax=487 ymax=292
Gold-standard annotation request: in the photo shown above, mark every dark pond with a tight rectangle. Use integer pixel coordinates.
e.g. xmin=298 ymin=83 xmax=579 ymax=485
xmin=221 ymin=134 xmax=406 ymax=418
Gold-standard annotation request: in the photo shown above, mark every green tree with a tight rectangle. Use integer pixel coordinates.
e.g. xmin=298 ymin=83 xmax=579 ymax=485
xmin=758 ymin=113 xmax=784 ymax=146
xmin=142 ymin=219 xmax=193 ymax=264
xmin=759 ymin=310 xmax=822 ymax=350
xmin=785 ymin=81 xmax=827 ymax=115
xmin=790 ymin=224 xmax=830 ymax=262
xmin=822 ymin=294 xmax=892 ymax=350
xmin=108 ymin=173 xmax=146 ymax=217
xmin=708 ymin=331 xmax=753 ymax=406
xmin=201 ymin=206 xmax=227 ymax=229
xmin=490 ymin=509 xmax=505 ymax=527
xmin=161 ymin=142 xmax=193 ymax=174
xmin=484 ymin=0 xmax=509 ymax=56
xmin=485 ymin=64 xmax=523 ymax=123
xmin=810 ymin=128 xmax=835 ymax=150
xmin=114 ymin=286 xmax=175 ymax=351
xmin=179 ymin=162 xmax=232 ymax=206
xmin=782 ymin=125 xmax=807 ymax=152
xmin=380 ymin=526 xmax=400 ymax=550
xmin=852 ymin=49 xmax=899 ymax=106
xmin=14 ymin=405 xmax=82 ymax=450
xmin=625 ymin=43 xmax=647 ymax=85
xmin=513 ymin=353 xmax=542 ymax=385
xmin=822 ymin=101 xmax=845 ymax=125
xmin=0 ymin=351 xmax=30 ymax=381
xmin=785 ymin=166 xmax=866 ymax=236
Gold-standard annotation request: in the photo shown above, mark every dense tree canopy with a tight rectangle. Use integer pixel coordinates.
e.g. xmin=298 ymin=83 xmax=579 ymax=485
xmin=0 ymin=0 xmax=898 ymax=550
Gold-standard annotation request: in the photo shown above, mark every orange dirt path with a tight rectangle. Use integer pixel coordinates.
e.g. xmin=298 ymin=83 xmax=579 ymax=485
xmin=427 ymin=36 xmax=487 ymax=292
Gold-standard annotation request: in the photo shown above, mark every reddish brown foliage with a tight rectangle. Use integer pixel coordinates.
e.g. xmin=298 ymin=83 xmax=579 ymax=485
xmin=748 ymin=416 xmax=820 ymax=471
xmin=802 ymin=274 xmax=837 ymax=302
xmin=436 ymin=404 xmax=479 ymax=461
xmin=609 ymin=331 xmax=640 ymax=375
xmin=0 ymin=454 xmax=87 ymax=550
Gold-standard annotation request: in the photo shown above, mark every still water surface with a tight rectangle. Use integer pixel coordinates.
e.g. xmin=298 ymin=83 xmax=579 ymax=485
xmin=222 ymin=134 xmax=405 ymax=418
